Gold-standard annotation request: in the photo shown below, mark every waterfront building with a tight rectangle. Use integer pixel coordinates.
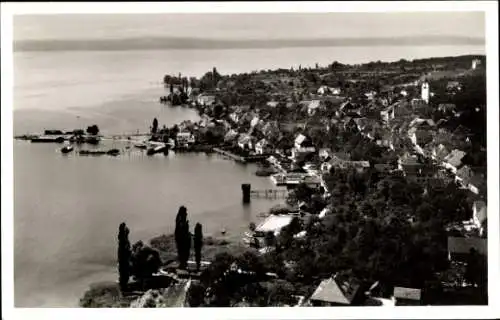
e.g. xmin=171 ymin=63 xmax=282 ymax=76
xmin=255 ymin=139 xmax=273 ymax=155
xmin=176 ymin=132 xmax=196 ymax=146
xmin=237 ymin=134 xmax=256 ymax=150
xmin=393 ymin=287 xmax=422 ymax=306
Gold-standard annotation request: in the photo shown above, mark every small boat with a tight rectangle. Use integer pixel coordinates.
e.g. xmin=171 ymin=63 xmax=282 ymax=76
xmin=146 ymin=144 xmax=166 ymax=156
xmin=221 ymin=228 xmax=226 ymax=235
xmin=79 ymin=149 xmax=106 ymax=156
xmin=134 ymin=142 xmax=149 ymax=150
xmin=31 ymin=136 xmax=65 ymax=143
xmin=106 ymin=148 xmax=120 ymax=156
xmin=61 ymin=145 xmax=74 ymax=154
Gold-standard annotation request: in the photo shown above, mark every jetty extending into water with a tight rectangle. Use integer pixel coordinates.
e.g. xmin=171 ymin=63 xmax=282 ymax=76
xmin=213 ymin=148 xmax=269 ymax=164
xmin=250 ymin=189 xmax=288 ymax=199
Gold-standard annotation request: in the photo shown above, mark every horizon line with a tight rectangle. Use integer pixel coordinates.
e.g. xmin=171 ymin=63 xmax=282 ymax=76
xmin=14 ymin=35 xmax=485 ymax=52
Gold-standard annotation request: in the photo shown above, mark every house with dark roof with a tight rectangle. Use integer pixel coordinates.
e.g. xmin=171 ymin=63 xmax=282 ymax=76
xmin=428 ymin=143 xmax=450 ymax=162
xmin=409 ymin=117 xmax=436 ymax=129
xmin=255 ymin=138 xmax=273 ymax=155
xmin=291 ymin=133 xmax=316 ymax=163
xmin=309 ymin=274 xmax=362 ymax=306
xmin=307 ymin=100 xmax=322 ymax=116
xmin=447 ymin=236 xmax=487 ymax=262
xmin=393 ymin=287 xmax=422 ymax=306
xmin=438 ymin=103 xmax=457 ymax=114
xmin=408 ymin=127 xmax=435 ymax=147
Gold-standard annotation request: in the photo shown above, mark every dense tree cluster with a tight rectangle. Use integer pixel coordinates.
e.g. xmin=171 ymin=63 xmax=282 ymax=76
xmin=117 ymin=223 xmax=163 ymax=291
xmin=271 ymin=168 xmax=473 ymax=292
xmin=86 ymin=124 xmax=100 ymax=136
xmin=175 ymin=206 xmax=191 ymax=269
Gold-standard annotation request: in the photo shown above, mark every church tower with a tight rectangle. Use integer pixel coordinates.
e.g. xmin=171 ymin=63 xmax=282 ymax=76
xmin=421 ymin=81 xmax=430 ymax=104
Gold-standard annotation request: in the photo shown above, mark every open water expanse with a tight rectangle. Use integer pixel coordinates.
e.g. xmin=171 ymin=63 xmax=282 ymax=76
xmin=12 ymin=45 xmax=484 ymax=307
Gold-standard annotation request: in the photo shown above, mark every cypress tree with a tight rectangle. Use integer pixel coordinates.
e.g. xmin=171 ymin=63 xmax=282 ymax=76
xmin=194 ymin=223 xmax=203 ymax=271
xmin=183 ymin=220 xmax=192 ymax=270
xmin=118 ymin=222 xmax=131 ymax=291
xmin=175 ymin=206 xmax=187 ymax=267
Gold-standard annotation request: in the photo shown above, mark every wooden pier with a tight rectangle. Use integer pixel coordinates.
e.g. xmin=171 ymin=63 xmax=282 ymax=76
xmin=213 ymin=147 xmax=247 ymax=163
xmin=213 ymin=148 xmax=269 ymax=164
xmin=250 ymin=189 xmax=288 ymax=199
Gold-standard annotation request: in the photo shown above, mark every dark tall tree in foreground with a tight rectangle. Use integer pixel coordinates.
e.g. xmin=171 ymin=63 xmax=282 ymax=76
xmin=194 ymin=223 xmax=204 ymax=271
xmin=175 ymin=206 xmax=191 ymax=269
xmin=117 ymin=222 xmax=131 ymax=291
xmin=151 ymin=118 xmax=158 ymax=134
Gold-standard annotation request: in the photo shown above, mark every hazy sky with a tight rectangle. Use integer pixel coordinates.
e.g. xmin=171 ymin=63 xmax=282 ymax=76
xmin=14 ymin=12 xmax=485 ymax=41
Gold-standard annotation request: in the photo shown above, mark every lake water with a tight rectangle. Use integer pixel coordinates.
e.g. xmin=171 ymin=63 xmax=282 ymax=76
xmin=12 ymin=45 xmax=484 ymax=307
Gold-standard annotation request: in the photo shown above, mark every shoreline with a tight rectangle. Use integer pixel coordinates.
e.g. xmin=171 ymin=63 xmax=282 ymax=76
xmin=79 ymin=232 xmax=254 ymax=308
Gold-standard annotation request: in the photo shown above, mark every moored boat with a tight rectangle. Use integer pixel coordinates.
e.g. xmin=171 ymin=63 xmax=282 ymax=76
xmin=61 ymin=145 xmax=74 ymax=154
xmin=79 ymin=149 xmax=106 ymax=156
xmin=106 ymin=148 xmax=120 ymax=156
xmin=134 ymin=142 xmax=149 ymax=150
xmin=31 ymin=136 xmax=65 ymax=143
xmin=146 ymin=144 xmax=167 ymax=156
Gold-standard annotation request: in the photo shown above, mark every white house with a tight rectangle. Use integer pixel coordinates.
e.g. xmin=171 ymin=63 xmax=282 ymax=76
xmin=255 ymin=138 xmax=273 ymax=154
xmin=197 ymin=94 xmax=216 ymax=106
xmin=321 ymin=155 xmax=370 ymax=173
xmin=319 ymin=148 xmax=333 ymax=161
xmin=250 ymin=116 xmax=261 ymax=128
xmin=318 ymin=86 xmax=341 ymax=95
xmin=291 ymin=134 xmax=316 ymax=162
xmin=364 ymin=91 xmax=377 ymax=100
xmin=472 ymin=59 xmax=481 ymax=70
xmin=294 ymin=134 xmax=315 ymax=152
xmin=267 ymin=101 xmax=279 ymax=108
xmin=237 ymin=134 xmax=255 ymax=150
xmin=176 ymin=132 xmax=196 ymax=146
xmin=317 ymin=86 xmax=329 ymax=95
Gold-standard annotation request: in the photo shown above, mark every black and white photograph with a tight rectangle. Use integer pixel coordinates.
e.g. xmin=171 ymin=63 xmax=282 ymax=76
xmin=1 ymin=2 xmax=499 ymax=319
